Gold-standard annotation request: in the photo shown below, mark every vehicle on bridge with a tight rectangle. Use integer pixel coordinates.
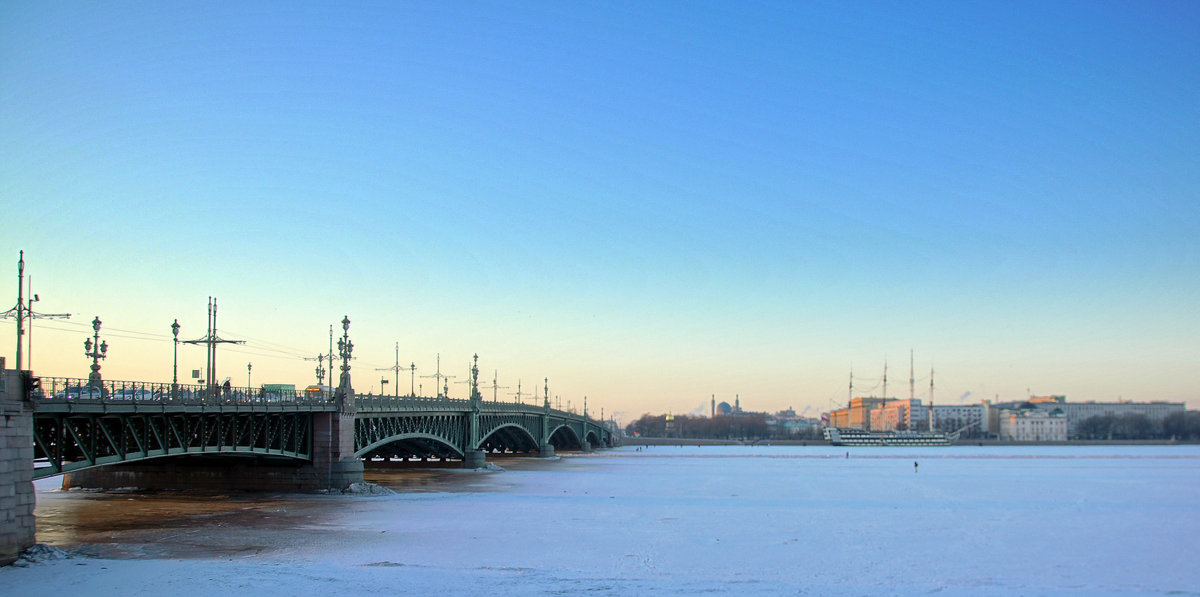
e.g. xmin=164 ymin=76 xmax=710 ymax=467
xmin=111 ymin=388 xmax=156 ymax=401
xmin=53 ymin=385 xmax=102 ymax=400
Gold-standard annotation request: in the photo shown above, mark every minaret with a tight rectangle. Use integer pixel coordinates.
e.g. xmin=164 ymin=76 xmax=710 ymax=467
xmin=735 ymin=394 xmax=740 ymax=413
xmin=711 ymin=394 xmax=715 ymax=418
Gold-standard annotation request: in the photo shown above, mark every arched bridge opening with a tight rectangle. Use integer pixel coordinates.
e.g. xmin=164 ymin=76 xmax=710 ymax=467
xmin=548 ymin=424 xmax=583 ymax=451
xmin=357 ymin=434 xmax=464 ymax=464
xmin=479 ymin=424 xmax=540 ymax=455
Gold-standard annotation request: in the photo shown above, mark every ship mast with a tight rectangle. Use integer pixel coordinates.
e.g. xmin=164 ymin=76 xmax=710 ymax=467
xmin=848 ymin=366 xmax=853 ymax=405
xmin=909 ymin=349 xmax=915 ymax=401
xmin=929 ymin=365 xmax=935 ymax=432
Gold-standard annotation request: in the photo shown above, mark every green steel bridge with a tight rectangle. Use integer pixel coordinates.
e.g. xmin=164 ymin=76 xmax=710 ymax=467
xmin=30 ymin=374 xmax=612 ymax=483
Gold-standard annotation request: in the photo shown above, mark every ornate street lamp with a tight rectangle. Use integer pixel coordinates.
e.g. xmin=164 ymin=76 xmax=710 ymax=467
xmin=171 ymin=319 xmax=180 ymax=399
xmin=247 ymin=362 xmax=252 ymax=389
xmin=336 ymin=315 xmax=353 ymax=389
xmin=84 ymin=316 xmax=107 ymax=387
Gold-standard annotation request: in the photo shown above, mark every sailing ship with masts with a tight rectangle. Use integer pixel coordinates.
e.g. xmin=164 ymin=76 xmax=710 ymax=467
xmin=823 ymin=352 xmax=960 ymax=446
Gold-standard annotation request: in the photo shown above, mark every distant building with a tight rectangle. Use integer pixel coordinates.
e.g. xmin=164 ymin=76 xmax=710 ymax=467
xmin=767 ymin=408 xmax=822 ymax=436
xmin=1057 ymin=401 xmax=1184 ymax=437
xmin=716 ymin=401 xmax=732 ymax=416
xmin=826 ymin=408 xmax=849 ymax=427
xmin=987 ymin=396 xmax=1185 ymax=438
xmin=848 ymin=397 xmax=885 ymax=429
xmin=932 ymin=404 xmax=985 ymax=436
xmin=868 ymin=398 xmax=929 ymax=431
xmin=999 ymin=409 xmax=1067 ymax=442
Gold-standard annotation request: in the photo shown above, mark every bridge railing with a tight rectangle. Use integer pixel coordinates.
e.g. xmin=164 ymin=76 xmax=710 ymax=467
xmin=351 ymin=393 xmax=599 ymax=424
xmin=354 ymin=393 xmax=472 ymax=411
xmin=33 ymin=377 xmax=608 ymax=429
xmin=34 ymin=376 xmax=337 ymax=407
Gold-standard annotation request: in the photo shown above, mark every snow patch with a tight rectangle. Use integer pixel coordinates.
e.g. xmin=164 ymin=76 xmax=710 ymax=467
xmin=9 ymin=544 xmax=70 ymax=567
xmin=344 ymin=482 xmax=394 ymax=495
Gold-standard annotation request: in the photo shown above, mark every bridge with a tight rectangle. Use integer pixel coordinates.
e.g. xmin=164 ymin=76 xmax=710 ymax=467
xmin=23 ymin=362 xmax=611 ymax=492
xmin=0 ymin=365 xmax=610 ymax=564
xmin=0 ymin=302 xmax=613 ymax=562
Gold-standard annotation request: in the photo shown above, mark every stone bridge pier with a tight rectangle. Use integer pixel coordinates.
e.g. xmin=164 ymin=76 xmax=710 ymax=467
xmin=0 ymin=368 xmax=35 ymax=565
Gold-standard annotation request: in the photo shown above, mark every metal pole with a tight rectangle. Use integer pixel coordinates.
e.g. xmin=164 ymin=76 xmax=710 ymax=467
xmin=26 ymin=279 xmax=36 ymax=371
xmin=212 ymin=298 xmax=219 ymax=389
xmin=206 ymin=297 xmax=214 ymax=389
xmin=16 ymin=251 xmax=24 ymax=370
xmin=171 ymin=319 xmax=180 ymax=399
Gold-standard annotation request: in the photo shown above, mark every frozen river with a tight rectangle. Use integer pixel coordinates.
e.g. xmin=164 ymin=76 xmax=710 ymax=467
xmin=4 ymin=445 xmax=1200 ymax=595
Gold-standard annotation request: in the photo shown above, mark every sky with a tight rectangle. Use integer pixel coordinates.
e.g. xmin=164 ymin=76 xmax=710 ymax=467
xmin=2 ymin=1 xmax=1198 ymax=421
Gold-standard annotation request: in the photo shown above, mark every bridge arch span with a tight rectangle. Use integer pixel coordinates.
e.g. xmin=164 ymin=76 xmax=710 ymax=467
xmin=547 ymin=423 xmax=583 ymax=451
xmin=478 ymin=423 xmax=540 ymax=454
xmin=585 ymin=429 xmax=601 ymax=447
xmin=356 ymin=433 xmax=464 ymax=461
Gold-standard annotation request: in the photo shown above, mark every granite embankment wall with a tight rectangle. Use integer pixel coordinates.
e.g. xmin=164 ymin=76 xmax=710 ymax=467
xmin=0 ymin=368 xmax=36 ymax=566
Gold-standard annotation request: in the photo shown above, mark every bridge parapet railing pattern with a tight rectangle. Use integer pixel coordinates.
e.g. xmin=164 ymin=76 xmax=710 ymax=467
xmin=354 ymin=394 xmax=471 ymax=411
xmin=33 ymin=377 xmax=607 ymax=430
xmin=34 ymin=376 xmax=337 ymax=407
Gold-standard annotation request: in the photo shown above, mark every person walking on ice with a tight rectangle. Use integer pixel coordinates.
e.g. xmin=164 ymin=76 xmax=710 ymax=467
xmin=914 ymin=461 xmax=919 ymax=473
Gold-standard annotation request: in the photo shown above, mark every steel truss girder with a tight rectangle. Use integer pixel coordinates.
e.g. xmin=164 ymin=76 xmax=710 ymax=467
xmin=32 ymin=411 xmax=313 ymax=479
xmin=355 ymin=413 xmax=467 ymax=458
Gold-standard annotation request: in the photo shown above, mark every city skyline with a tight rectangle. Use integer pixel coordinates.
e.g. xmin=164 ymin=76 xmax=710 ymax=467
xmin=3 ymin=2 xmax=1198 ymax=421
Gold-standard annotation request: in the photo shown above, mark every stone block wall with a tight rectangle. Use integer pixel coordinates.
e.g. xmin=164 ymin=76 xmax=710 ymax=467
xmin=0 ymin=368 xmax=36 ymax=566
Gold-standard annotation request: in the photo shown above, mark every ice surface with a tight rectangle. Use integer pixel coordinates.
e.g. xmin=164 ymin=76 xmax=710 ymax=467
xmin=5 ymin=445 xmax=1200 ymax=595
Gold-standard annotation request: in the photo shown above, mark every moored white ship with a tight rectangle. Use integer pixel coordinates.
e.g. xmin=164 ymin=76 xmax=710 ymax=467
xmin=824 ymin=426 xmax=958 ymax=446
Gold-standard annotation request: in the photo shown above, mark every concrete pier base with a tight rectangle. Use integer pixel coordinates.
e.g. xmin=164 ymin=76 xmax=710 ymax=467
xmin=581 ymin=440 xmax=592 ymax=452
xmin=462 ymin=450 xmax=487 ymax=469
xmin=329 ymin=458 xmax=365 ymax=488
xmin=539 ymin=443 xmax=556 ymax=458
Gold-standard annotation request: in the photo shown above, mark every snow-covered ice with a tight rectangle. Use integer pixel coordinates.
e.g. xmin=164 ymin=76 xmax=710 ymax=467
xmin=3 ymin=445 xmax=1198 ymax=595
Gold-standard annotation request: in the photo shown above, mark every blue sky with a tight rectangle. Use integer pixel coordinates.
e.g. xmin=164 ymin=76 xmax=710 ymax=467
xmin=2 ymin=1 xmax=1198 ymax=420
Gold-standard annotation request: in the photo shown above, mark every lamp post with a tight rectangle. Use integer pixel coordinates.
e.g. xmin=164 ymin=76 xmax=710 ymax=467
xmin=409 ymin=362 xmax=416 ymax=397
xmin=247 ymin=362 xmax=252 ymax=389
xmin=84 ymin=316 xmax=107 ymax=387
xmin=336 ymin=315 xmax=353 ymax=389
xmin=171 ymin=319 xmax=180 ymax=399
